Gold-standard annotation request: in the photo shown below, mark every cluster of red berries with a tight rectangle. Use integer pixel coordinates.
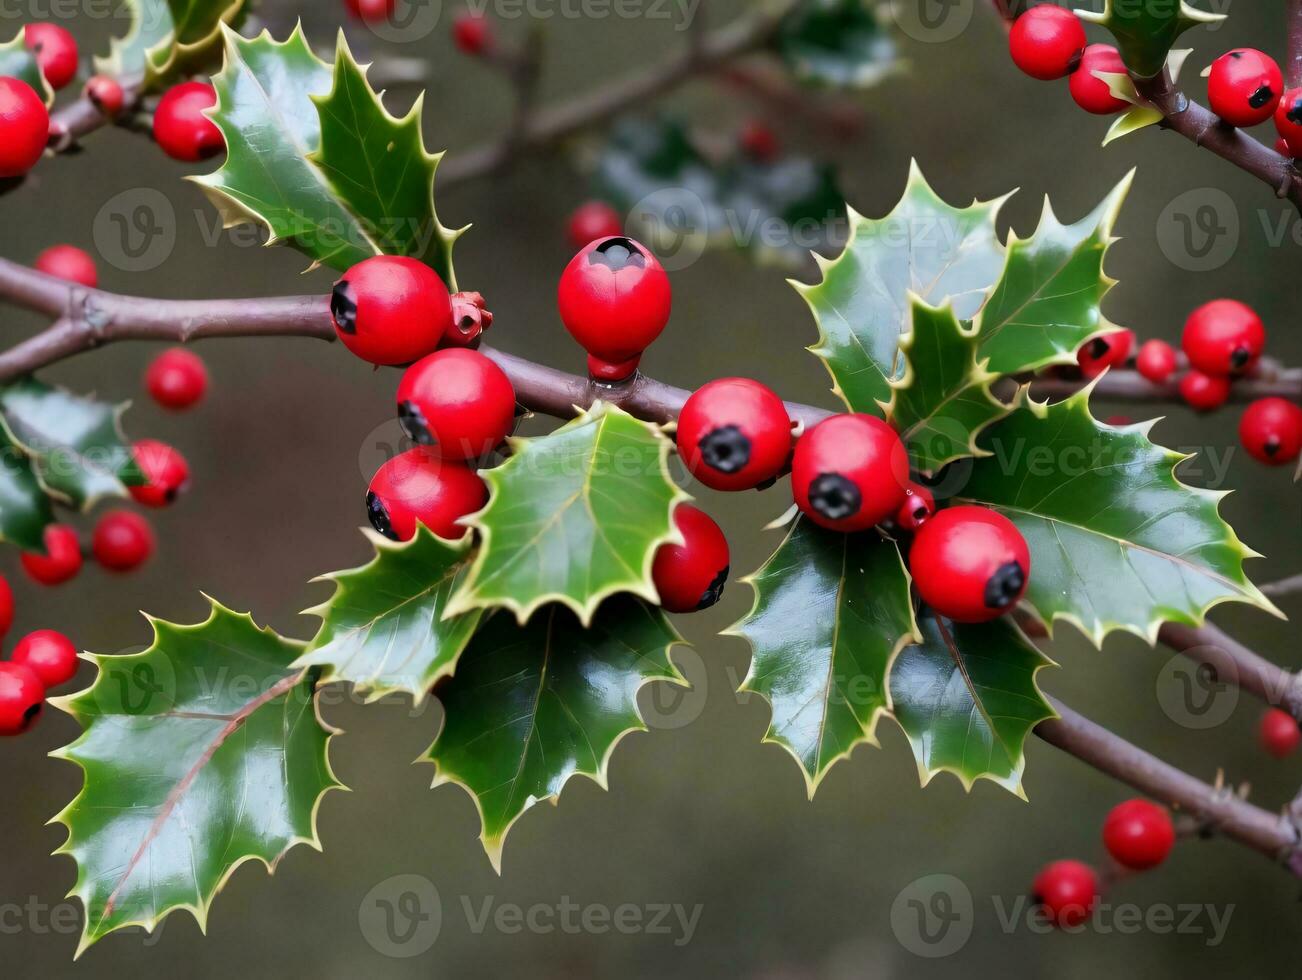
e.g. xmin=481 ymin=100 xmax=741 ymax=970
xmin=1202 ymin=48 xmax=1302 ymax=158
xmin=1033 ymin=798 xmax=1176 ymax=928
xmin=0 ymin=613 xmax=79 ymax=737
xmin=1008 ymin=7 xmax=1128 ymax=115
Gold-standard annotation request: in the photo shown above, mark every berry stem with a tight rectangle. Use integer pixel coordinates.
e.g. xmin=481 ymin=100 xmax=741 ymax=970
xmin=47 ymin=73 xmax=146 ymax=153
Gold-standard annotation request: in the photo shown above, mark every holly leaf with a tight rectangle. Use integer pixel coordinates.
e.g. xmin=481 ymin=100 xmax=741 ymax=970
xmin=889 ymin=615 xmax=1055 ymax=796
xmin=0 ymin=27 xmax=54 ymax=106
xmin=447 ymin=402 xmax=687 ymax=626
xmin=956 ymin=389 xmax=1279 ymax=645
xmin=973 ymin=172 xmax=1132 ymax=375
xmin=98 ymin=0 xmax=249 ymax=87
xmin=423 ymin=598 xmax=685 ymax=871
xmin=195 ymin=27 xmax=459 ymax=283
xmin=887 ymin=298 xmax=1009 ymax=472
xmin=1103 ymin=50 xmax=1193 ymax=145
xmin=0 ymin=427 xmax=54 ymax=550
xmin=50 ymin=600 xmax=343 ymax=955
xmin=774 ymin=0 xmax=901 ymax=89
xmin=0 ymin=377 xmax=144 ymax=510
xmin=728 ymin=517 xmax=918 ymax=795
xmin=296 ymin=527 xmax=481 ymax=702
xmin=797 ymin=161 xmax=1009 ymax=413
xmin=1078 ymin=0 xmax=1222 ymax=79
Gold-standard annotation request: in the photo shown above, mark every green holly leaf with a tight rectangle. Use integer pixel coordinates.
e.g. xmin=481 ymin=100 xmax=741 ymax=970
xmin=1079 ymin=0 xmax=1222 ymax=79
xmin=1102 ymin=50 xmax=1193 ymax=146
xmin=195 ymin=27 xmax=459 ymax=282
xmin=296 ymin=527 xmax=481 ymax=702
xmin=774 ymin=0 xmax=901 ymax=89
xmin=956 ymin=389 xmax=1279 ymax=645
xmin=0 ymin=427 xmax=54 ymax=550
xmin=0 ymin=27 xmax=54 ymax=106
xmin=887 ymin=298 xmax=1009 ymax=472
xmin=447 ymin=402 xmax=687 ymax=626
xmin=889 ymin=615 xmax=1055 ymax=796
xmin=728 ymin=517 xmax=918 ymax=795
xmin=797 ymin=162 xmax=1009 ymax=413
xmin=98 ymin=0 xmax=249 ymax=87
xmin=973 ymin=172 xmax=1132 ymax=375
xmin=0 ymin=377 xmax=144 ymax=510
xmin=50 ymin=600 xmax=343 ymax=954
xmin=423 ymin=598 xmax=685 ymax=871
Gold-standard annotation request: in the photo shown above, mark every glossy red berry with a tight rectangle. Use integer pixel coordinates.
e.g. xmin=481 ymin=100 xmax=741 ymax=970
xmin=1207 ymin=49 xmax=1282 ymax=128
xmin=739 ymin=120 xmax=780 ymax=162
xmin=35 ymin=244 xmax=97 ymax=288
xmin=20 ymin=524 xmax=82 ymax=586
xmin=453 ymin=11 xmax=492 ymax=55
xmin=1277 ymin=136 xmax=1297 ymax=158
xmin=1076 ymin=329 xmax=1134 ymax=378
xmin=558 ymin=236 xmax=672 ymax=381
xmin=396 ymin=349 xmax=516 ymax=460
xmin=1032 ymin=860 xmax=1098 ymax=928
xmin=567 ymin=201 xmax=623 ymax=250
xmin=1275 ymin=87 xmax=1302 ymax=155
xmin=652 ymin=505 xmax=730 ymax=614
xmin=1260 ymin=707 xmax=1301 ymax=758
xmin=896 ymin=482 xmax=936 ymax=532
xmin=331 ymin=255 xmax=452 ymax=366
xmin=0 ymin=76 xmax=50 ymax=178
xmin=153 ymin=81 xmax=224 ymax=162
xmin=1178 ymin=370 xmax=1232 ymax=413
xmin=1069 ymin=44 xmax=1129 ymax=115
xmin=92 ymin=510 xmax=155 ymax=571
xmin=345 ymin=0 xmax=395 ymax=22
xmin=676 ymin=378 xmax=792 ymax=491
xmin=1239 ymin=397 xmax=1302 ymax=465
xmin=84 ymin=74 xmax=124 ymax=116
xmin=25 ymin=23 xmax=78 ymax=91
xmin=0 ymin=662 xmax=45 ymax=736
xmin=1009 ymin=6 xmax=1086 ymax=81
xmin=910 ymin=506 xmax=1030 ymax=623
xmin=791 ymin=414 xmax=909 ymax=532
xmin=12 ymin=629 xmax=78 ymax=688
xmin=129 ymin=439 xmax=190 ymax=507
xmin=1135 ymin=339 xmax=1178 ymax=384
xmin=145 ymin=347 xmax=208 ymax=410
xmin=366 ymin=448 xmax=487 ymax=541
xmin=0 ymin=574 xmax=12 ymax=638
xmin=1182 ymin=298 xmax=1265 ymax=376
xmin=1102 ymin=799 xmax=1175 ymax=870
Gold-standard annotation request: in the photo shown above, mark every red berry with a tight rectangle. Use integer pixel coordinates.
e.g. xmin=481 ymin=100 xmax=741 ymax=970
xmin=331 ymin=255 xmax=452 ymax=366
xmin=1102 ymin=799 xmax=1175 ymax=870
xmin=1182 ymin=298 xmax=1265 ymax=376
xmin=896 ymin=482 xmax=936 ymax=532
xmin=92 ymin=510 xmax=155 ymax=571
xmin=739 ymin=120 xmax=780 ymax=161
xmin=0 ymin=574 xmax=12 ymax=638
xmin=396 ymin=349 xmax=517 ymax=460
xmin=84 ymin=74 xmax=124 ymax=116
xmin=652 ymin=504 xmax=730 ymax=613
xmin=34 ymin=244 xmax=97 ymax=288
xmin=11 ymin=629 xmax=78 ymax=688
xmin=1032 ymin=860 xmax=1098 ymax=928
xmin=0 ymin=662 xmax=44 ymax=736
xmin=129 ymin=439 xmax=190 ymax=507
xmin=1260 ymin=707 xmax=1301 ymax=758
xmin=1178 ymin=371 xmax=1231 ymax=413
xmin=1275 ymin=87 xmax=1302 ymax=151
xmin=1076 ymin=328 xmax=1134 ymax=378
xmin=1069 ymin=44 xmax=1129 ymax=115
xmin=676 ymin=378 xmax=793 ymax=491
xmin=153 ymin=81 xmax=224 ymax=162
xmin=145 ymin=347 xmax=208 ymax=410
xmin=567 ymin=201 xmax=623 ymax=250
xmin=1009 ymin=6 xmax=1086 ymax=81
xmin=791 ymin=414 xmax=909 ymax=532
xmin=910 ymin=506 xmax=1030 ymax=623
xmin=453 ymin=11 xmax=492 ymax=55
xmin=25 ymin=23 xmax=78 ymax=91
xmin=344 ymin=0 xmax=395 ymax=22
xmin=20 ymin=524 xmax=83 ymax=586
xmin=0 ymin=76 xmax=50 ymax=178
xmin=366 ymin=448 xmax=486 ymax=541
xmin=557 ymin=236 xmax=672 ymax=381
xmin=1277 ymin=136 xmax=1299 ymax=158
xmin=1208 ymin=49 xmax=1282 ymax=127
xmin=1239 ymin=397 xmax=1302 ymax=465
xmin=1135 ymin=339 xmax=1178 ymax=384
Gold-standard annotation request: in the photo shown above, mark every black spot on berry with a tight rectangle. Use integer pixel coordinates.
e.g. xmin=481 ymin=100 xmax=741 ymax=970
xmin=697 ymin=564 xmax=729 ymax=611
xmin=331 ymin=280 xmax=357 ymax=334
xmin=984 ymin=561 xmax=1026 ymax=610
xmin=1228 ymin=50 xmax=1243 ymax=59
xmin=1249 ymin=85 xmax=1275 ymax=109
xmin=808 ymin=473 xmax=861 ymax=521
xmin=589 ymin=236 xmax=646 ymax=271
xmin=1264 ymin=437 xmax=1281 ymax=457
xmin=1089 ymin=337 xmax=1110 ymax=359
xmin=1230 ymin=346 xmax=1252 ymax=370
xmin=1288 ymin=99 xmax=1302 ymax=125
xmin=367 ymin=491 xmax=399 ymax=540
xmin=699 ymin=425 xmax=751 ymax=474
xmin=22 ymin=702 xmax=41 ymax=730
xmin=398 ymin=400 xmax=435 ymax=446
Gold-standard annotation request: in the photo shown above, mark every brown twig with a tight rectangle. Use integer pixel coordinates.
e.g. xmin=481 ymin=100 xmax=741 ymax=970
xmin=1289 ymin=0 xmax=1302 ymax=90
xmin=1262 ymin=573 xmax=1302 ymax=600
xmin=46 ymin=75 xmax=146 ymax=154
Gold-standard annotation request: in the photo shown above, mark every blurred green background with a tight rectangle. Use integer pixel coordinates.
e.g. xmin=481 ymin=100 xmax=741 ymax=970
xmin=2 ymin=1 xmax=1300 ymax=976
